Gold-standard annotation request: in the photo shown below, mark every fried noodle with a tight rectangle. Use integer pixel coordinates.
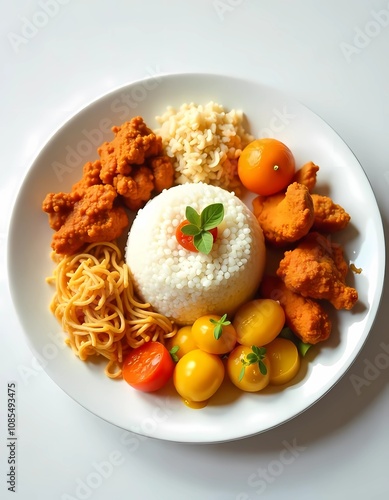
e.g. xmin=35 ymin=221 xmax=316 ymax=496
xmin=48 ymin=241 xmax=177 ymax=378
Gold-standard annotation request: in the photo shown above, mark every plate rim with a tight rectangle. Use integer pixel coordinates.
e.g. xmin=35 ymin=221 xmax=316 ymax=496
xmin=6 ymin=71 xmax=387 ymax=443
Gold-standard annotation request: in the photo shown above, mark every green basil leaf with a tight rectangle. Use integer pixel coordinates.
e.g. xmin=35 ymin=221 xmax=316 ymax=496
xmin=238 ymin=366 xmax=245 ymax=381
xmin=259 ymin=360 xmax=268 ymax=375
xmin=200 ymin=203 xmax=224 ymax=231
xmin=246 ymin=353 xmax=257 ymax=362
xmin=251 ymin=345 xmax=260 ymax=356
xmin=185 ymin=206 xmax=201 ymax=227
xmin=181 ymin=224 xmax=201 ymax=236
xmin=194 ymin=231 xmax=213 ymax=254
xmin=213 ymin=324 xmax=222 ymax=340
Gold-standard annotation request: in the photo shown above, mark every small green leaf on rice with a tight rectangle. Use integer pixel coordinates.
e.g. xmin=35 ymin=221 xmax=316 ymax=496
xmin=185 ymin=206 xmax=201 ymax=226
xmin=181 ymin=224 xmax=202 ymax=236
xmin=194 ymin=231 xmax=213 ymax=254
xmin=200 ymin=203 xmax=224 ymax=231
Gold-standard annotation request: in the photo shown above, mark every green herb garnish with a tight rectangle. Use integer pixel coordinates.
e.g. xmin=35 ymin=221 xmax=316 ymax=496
xmin=169 ymin=345 xmax=180 ymax=363
xmin=239 ymin=346 xmax=267 ymax=381
xmin=180 ymin=203 xmax=224 ymax=254
xmin=210 ymin=314 xmax=231 ymax=340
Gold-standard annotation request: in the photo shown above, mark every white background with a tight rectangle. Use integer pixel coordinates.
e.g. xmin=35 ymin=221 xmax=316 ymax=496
xmin=1 ymin=1 xmax=388 ymax=499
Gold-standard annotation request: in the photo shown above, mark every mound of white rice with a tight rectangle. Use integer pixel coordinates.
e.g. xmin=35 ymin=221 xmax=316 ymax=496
xmin=155 ymin=102 xmax=253 ymax=192
xmin=125 ymin=183 xmax=265 ymax=325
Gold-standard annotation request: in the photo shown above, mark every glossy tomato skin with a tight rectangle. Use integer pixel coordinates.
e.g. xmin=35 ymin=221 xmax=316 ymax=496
xmin=192 ymin=315 xmax=236 ymax=355
xmin=265 ymin=338 xmax=300 ymax=386
xmin=176 ymin=220 xmax=218 ymax=253
xmin=227 ymin=345 xmax=270 ymax=392
xmin=122 ymin=341 xmax=174 ymax=392
xmin=233 ymin=299 xmax=285 ymax=347
xmin=238 ymin=138 xmax=295 ymax=196
xmin=173 ymin=349 xmax=225 ymax=403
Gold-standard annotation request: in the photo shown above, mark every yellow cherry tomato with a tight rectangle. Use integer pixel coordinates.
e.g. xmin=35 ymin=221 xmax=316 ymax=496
xmin=173 ymin=349 xmax=225 ymax=404
xmin=227 ymin=345 xmax=270 ymax=392
xmin=233 ymin=299 xmax=285 ymax=347
xmin=191 ymin=314 xmax=237 ymax=355
xmin=266 ymin=338 xmax=300 ymax=385
xmin=166 ymin=326 xmax=196 ymax=360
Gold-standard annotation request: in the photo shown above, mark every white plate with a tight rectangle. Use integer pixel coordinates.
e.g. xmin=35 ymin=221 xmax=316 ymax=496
xmin=7 ymin=73 xmax=385 ymax=443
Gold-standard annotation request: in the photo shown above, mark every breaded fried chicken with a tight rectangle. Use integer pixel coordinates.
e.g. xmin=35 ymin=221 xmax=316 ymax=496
xmin=42 ymin=190 xmax=81 ymax=231
xmin=98 ymin=117 xmax=174 ymax=208
xmin=71 ymin=160 xmax=102 ymax=195
xmin=311 ymin=194 xmax=351 ymax=232
xmin=276 ymin=232 xmax=358 ymax=310
xmin=148 ymin=155 xmax=176 ymax=193
xmin=292 ymin=161 xmax=319 ymax=192
xmin=99 ymin=117 xmax=162 ymax=175
xmin=260 ymin=275 xmax=331 ymax=344
xmin=252 ymin=182 xmax=315 ymax=246
xmin=43 ymin=117 xmax=175 ymax=254
xmin=43 ymin=185 xmax=128 ymax=255
xmin=115 ymin=166 xmax=155 ymax=211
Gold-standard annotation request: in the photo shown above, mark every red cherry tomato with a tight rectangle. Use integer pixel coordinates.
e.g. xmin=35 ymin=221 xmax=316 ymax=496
xmin=175 ymin=220 xmax=218 ymax=252
xmin=122 ymin=341 xmax=174 ymax=392
xmin=238 ymin=138 xmax=295 ymax=196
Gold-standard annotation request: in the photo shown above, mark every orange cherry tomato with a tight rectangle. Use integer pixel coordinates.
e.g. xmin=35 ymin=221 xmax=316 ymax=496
xmin=122 ymin=341 xmax=174 ymax=392
xmin=175 ymin=219 xmax=218 ymax=252
xmin=238 ymin=138 xmax=295 ymax=196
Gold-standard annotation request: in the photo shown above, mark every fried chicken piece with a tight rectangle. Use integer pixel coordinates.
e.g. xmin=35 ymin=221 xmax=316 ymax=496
xmin=98 ymin=117 xmax=163 ymax=181
xmin=148 ymin=155 xmax=174 ymax=193
xmin=311 ymin=194 xmax=351 ymax=232
xmin=44 ymin=185 xmax=128 ymax=254
xmin=116 ymin=166 xmax=155 ymax=211
xmin=252 ymin=182 xmax=315 ymax=246
xmin=42 ymin=191 xmax=81 ymax=231
xmin=276 ymin=232 xmax=358 ymax=310
xmin=42 ymin=117 xmax=174 ymax=253
xmin=292 ymin=162 xmax=319 ymax=192
xmin=260 ymin=275 xmax=331 ymax=344
xmin=71 ymin=160 xmax=102 ymax=195
xmin=98 ymin=117 xmax=174 ymax=209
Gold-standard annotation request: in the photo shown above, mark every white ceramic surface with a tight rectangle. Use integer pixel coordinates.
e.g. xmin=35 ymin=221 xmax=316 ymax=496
xmin=7 ymin=73 xmax=385 ymax=443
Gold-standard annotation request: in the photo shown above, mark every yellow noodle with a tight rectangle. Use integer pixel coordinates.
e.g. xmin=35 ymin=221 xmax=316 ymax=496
xmin=49 ymin=241 xmax=177 ymax=378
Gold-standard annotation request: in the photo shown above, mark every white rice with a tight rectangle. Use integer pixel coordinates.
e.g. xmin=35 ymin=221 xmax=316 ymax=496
xmin=155 ymin=102 xmax=253 ymax=191
xmin=125 ymin=183 xmax=265 ymax=325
